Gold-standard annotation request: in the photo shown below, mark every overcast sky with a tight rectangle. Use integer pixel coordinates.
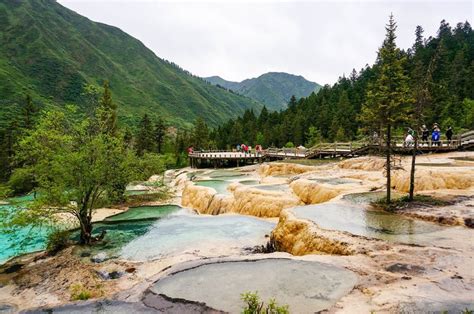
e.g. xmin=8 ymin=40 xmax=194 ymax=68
xmin=58 ymin=0 xmax=472 ymax=85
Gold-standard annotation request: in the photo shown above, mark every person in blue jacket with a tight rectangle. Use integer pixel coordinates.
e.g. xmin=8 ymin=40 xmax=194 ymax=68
xmin=431 ymin=123 xmax=441 ymax=146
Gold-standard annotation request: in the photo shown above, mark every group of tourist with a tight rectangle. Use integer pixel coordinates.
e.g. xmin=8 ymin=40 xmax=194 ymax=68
xmin=236 ymin=144 xmax=263 ymax=155
xmin=404 ymin=123 xmax=454 ymax=147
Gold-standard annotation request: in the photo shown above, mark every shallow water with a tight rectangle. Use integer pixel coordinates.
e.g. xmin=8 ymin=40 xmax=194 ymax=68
xmin=194 ymin=179 xmax=231 ymax=194
xmin=73 ymin=206 xmax=184 ymax=259
xmin=309 ymin=177 xmax=359 ymax=185
xmin=104 ymin=205 xmax=181 ymax=222
xmin=252 ymin=184 xmax=291 ymax=192
xmin=207 ymin=169 xmax=248 ymax=181
xmin=0 ymin=194 xmax=49 ymax=264
xmin=75 ymin=219 xmax=157 ymax=259
xmin=120 ymin=214 xmax=275 ymax=261
xmin=239 ymin=180 xmax=260 ymax=185
xmin=208 ymin=169 xmax=244 ymax=178
xmin=293 ymin=202 xmax=445 ymax=244
xmin=150 ymin=259 xmax=357 ymax=314
xmin=343 ymin=191 xmax=404 ymax=204
xmin=124 ymin=190 xmax=152 ymax=196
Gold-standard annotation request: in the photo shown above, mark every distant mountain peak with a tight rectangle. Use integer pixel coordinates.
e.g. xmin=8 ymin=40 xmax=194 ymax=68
xmin=204 ymin=72 xmax=321 ymax=111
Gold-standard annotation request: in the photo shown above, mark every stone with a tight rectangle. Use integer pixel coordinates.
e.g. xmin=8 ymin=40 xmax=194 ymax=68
xmin=90 ymin=252 xmax=108 ymax=263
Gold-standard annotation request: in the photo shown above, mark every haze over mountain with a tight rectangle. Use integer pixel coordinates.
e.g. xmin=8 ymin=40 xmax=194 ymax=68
xmin=0 ymin=0 xmax=262 ymax=127
xmin=205 ymin=72 xmax=321 ymax=111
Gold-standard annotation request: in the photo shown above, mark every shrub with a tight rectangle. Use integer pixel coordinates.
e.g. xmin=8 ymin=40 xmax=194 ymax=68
xmin=69 ymin=283 xmax=92 ymax=301
xmin=241 ymin=291 xmax=289 ymax=314
xmin=46 ymin=229 xmax=70 ymax=255
xmin=8 ymin=168 xmax=35 ymax=195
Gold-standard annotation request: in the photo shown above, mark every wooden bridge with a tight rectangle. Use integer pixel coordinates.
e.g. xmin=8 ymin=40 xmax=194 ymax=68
xmin=189 ymin=130 xmax=474 ymax=168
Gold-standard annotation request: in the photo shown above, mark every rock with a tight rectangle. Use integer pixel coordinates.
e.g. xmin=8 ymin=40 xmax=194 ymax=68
xmin=464 ymin=218 xmax=474 ymax=228
xmin=109 ymin=271 xmax=123 ymax=279
xmin=97 ymin=269 xmax=124 ymax=280
xmin=385 ymin=263 xmax=425 ymax=275
xmin=1 ymin=263 xmax=23 ymax=274
xmin=0 ymin=303 xmax=17 ymax=314
xmin=90 ymin=252 xmax=108 ymax=263
xmin=80 ymin=252 xmax=91 ymax=257
xmin=125 ymin=267 xmax=136 ymax=273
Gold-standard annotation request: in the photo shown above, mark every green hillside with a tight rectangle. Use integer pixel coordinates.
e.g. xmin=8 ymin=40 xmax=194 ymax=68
xmin=0 ymin=0 xmax=262 ymax=127
xmin=205 ymin=72 xmax=321 ymax=111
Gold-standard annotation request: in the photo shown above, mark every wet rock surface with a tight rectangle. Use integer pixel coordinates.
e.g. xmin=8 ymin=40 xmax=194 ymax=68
xmin=385 ymin=263 xmax=425 ymax=275
xmin=0 ymin=304 xmax=17 ymax=314
xmin=22 ymin=293 xmax=225 ymax=314
xmin=150 ymin=258 xmax=357 ymax=313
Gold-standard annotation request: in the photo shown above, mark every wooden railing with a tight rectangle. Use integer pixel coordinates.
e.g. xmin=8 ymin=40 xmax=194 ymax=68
xmin=189 ymin=130 xmax=473 ymax=160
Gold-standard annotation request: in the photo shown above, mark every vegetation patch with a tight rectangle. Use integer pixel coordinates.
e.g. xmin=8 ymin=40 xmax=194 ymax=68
xmin=69 ymin=282 xmax=104 ymax=301
xmin=371 ymin=194 xmax=451 ymax=212
xmin=46 ymin=229 xmax=72 ymax=255
xmin=241 ymin=291 xmax=289 ymax=314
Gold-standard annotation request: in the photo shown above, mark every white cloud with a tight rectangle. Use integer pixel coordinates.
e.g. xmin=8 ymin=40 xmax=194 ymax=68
xmin=59 ymin=0 xmax=472 ymax=85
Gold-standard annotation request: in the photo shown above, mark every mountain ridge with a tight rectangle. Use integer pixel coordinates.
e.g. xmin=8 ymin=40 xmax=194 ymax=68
xmin=205 ymin=72 xmax=321 ymax=111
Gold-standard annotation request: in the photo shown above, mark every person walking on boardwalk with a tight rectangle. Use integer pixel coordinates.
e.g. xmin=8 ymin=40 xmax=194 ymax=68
xmin=404 ymin=128 xmax=414 ymax=147
xmin=420 ymin=125 xmax=429 ymax=146
xmin=446 ymin=126 xmax=453 ymax=145
xmin=432 ymin=123 xmax=441 ymax=147
xmin=236 ymin=144 xmax=241 ymax=152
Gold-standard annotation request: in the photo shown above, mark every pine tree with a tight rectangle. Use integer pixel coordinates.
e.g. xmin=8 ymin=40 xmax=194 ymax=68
xmin=193 ymin=117 xmax=209 ymax=150
xmin=154 ymin=118 xmax=166 ymax=154
xmin=96 ymin=80 xmax=117 ymax=136
xmin=288 ymin=95 xmax=298 ymax=112
xmin=408 ymin=41 xmax=437 ymax=201
xmin=360 ymin=14 xmax=412 ymax=203
xmin=413 ymin=25 xmax=425 ymax=53
xmin=21 ymin=94 xmax=37 ymax=131
xmin=136 ymin=114 xmax=154 ymax=156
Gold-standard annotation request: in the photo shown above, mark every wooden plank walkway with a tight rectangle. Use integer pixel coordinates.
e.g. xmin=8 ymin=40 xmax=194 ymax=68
xmin=188 ymin=130 xmax=474 ymax=168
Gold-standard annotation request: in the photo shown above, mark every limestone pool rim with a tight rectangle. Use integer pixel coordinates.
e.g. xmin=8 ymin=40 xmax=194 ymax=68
xmin=100 ymin=204 xmax=184 ymax=224
xmin=147 ymin=256 xmax=359 ymax=313
xmin=114 ymin=255 xmax=359 ymax=306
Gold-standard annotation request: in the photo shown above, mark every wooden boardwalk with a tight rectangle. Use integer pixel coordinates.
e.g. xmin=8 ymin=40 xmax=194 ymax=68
xmin=189 ymin=130 xmax=474 ymax=168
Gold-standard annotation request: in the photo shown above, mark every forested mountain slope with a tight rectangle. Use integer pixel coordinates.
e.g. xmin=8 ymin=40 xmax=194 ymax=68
xmin=0 ymin=0 xmax=262 ymax=127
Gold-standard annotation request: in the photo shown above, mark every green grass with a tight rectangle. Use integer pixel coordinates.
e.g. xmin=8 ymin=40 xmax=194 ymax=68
xmin=371 ymin=194 xmax=450 ymax=212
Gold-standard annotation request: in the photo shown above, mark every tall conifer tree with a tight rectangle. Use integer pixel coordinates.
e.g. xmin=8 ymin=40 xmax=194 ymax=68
xmin=360 ymin=14 xmax=411 ymax=203
xmin=96 ymin=81 xmax=117 ymax=136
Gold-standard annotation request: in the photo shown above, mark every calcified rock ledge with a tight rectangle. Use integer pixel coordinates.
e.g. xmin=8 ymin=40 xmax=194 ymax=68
xmin=2 ymin=152 xmax=474 ymax=312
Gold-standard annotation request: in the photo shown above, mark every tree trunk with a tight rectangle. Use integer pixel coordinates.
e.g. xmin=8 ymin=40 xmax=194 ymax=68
xmin=409 ymin=136 xmax=417 ymax=201
xmin=79 ymin=214 xmax=93 ymax=244
xmin=386 ymin=124 xmax=391 ymax=204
